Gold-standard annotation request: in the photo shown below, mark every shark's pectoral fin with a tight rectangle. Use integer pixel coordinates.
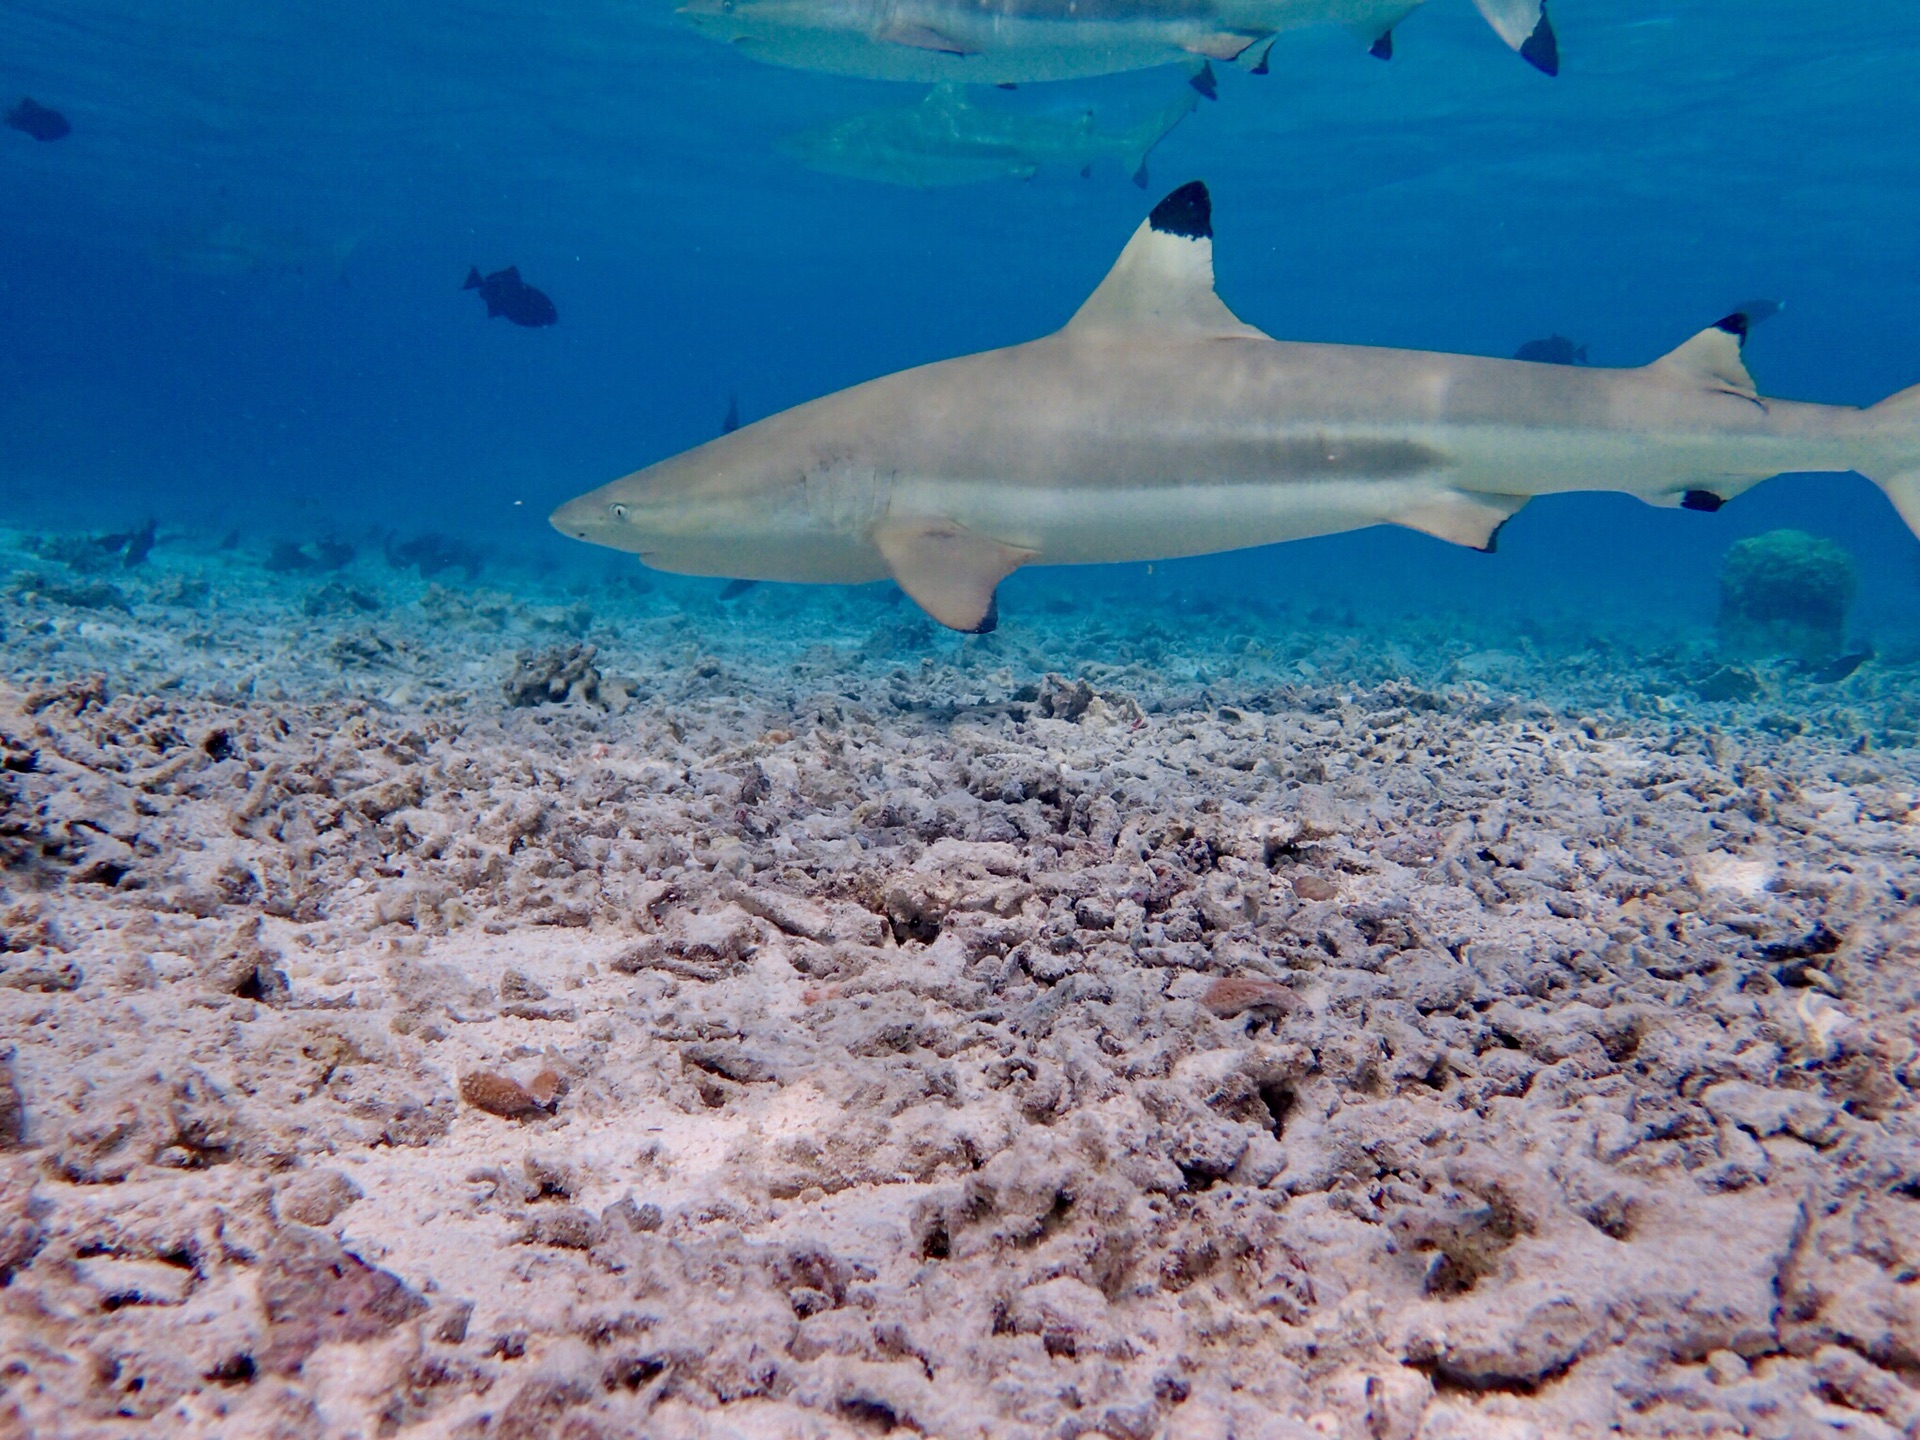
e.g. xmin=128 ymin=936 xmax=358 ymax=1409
xmin=1648 ymin=313 xmax=1761 ymax=402
xmin=1392 ymin=491 xmax=1529 ymax=552
xmin=873 ymin=518 xmax=1036 ymax=632
xmin=879 ymin=20 xmax=975 ymax=54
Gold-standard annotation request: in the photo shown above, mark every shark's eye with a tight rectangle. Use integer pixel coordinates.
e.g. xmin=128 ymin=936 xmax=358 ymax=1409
xmin=609 ymin=503 xmax=629 ymax=521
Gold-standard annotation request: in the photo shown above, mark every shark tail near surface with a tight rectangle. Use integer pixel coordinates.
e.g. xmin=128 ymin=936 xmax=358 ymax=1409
xmin=1126 ymin=90 xmax=1199 ymax=188
xmin=1470 ymin=0 xmax=1557 ymax=74
xmin=1864 ymin=382 xmax=1920 ymax=537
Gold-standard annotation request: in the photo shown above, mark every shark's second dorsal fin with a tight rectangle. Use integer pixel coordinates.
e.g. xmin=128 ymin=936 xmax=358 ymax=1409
xmin=1065 ymin=182 xmax=1268 ymax=340
xmin=1648 ymin=313 xmax=1760 ymax=399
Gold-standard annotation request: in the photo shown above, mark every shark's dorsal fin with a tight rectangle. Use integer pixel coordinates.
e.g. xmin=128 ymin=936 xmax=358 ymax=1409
xmin=1649 ymin=312 xmax=1760 ymax=400
xmin=873 ymin=517 xmax=1035 ymax=632
xmin=1065 ymin=181 xmax=1268 ymax=339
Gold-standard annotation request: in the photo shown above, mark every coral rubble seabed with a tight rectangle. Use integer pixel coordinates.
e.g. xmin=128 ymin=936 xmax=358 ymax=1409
xmin=2 ymin=526 xmax=1919 ymax=1438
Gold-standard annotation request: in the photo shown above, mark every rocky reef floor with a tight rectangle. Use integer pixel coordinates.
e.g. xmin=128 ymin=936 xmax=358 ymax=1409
xmin=2 ymin=524 xmax=1919 ymax=1439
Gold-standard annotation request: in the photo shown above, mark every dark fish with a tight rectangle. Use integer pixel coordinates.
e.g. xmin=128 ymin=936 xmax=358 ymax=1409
xmin=463 ymin=265 xmax=557 ymax=328
xmin=313 ymin=536 xmax=355 ymax=570
xmin=386 ymin=532 xmax=483 ymax=580
xmin=718 ymin=579 xmax=759 ymax=600
xmin=722 ymin=394 xmax=741 ymax=434
xmin=6 ymin=97 xmax=70 ymax=142
xmin=266 ymin=540 xmax=318 ymax=574
xmin=1797 ymin=649 xmax=1872 ymax=684
xmin=90 ymin=519 xmax=157 ymax=567
xmin=1513 ymin=334 xmax=1587 ymax=365
xmin=121 ymin=519 xmax=157 ymax=567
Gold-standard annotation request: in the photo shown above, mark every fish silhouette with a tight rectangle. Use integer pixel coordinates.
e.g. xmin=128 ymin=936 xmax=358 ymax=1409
xmin=1796 ymin=650 xmax=1872 ymax=684
xmin=6 ymin=97 xmax=70 ymax=142
xmin=1513 ymin=334 xmax=1587 ymax=365
xmin=463 ymin=266 xmax=558 ymax=328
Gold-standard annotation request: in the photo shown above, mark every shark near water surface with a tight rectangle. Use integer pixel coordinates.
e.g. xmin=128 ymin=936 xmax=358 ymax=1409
xmin=680 ymin=0 xmax=1559 ymax=82
xmin=553 ymin=182 xmax=1920 ymax=633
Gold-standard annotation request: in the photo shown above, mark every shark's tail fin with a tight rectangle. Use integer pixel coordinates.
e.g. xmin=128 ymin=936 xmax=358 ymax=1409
xmin=1864 ymin=382 xmax=1920 ymax=538
xmin=1471 ymin=0 xmax=1557 ymax=74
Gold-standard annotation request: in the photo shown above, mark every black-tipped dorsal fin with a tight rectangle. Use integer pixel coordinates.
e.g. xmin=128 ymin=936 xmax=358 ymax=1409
xmin=1648 ymin=312 xmax=1759 ymax=399
xmin=1065 ymin=181 xmax=1267 ymax=339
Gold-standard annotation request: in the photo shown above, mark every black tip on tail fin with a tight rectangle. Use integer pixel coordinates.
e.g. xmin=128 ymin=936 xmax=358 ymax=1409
xmin=463 ymin=266 xmax=482 ymax=290
xmin=1251 ymin=41 xmax=1272 ymax=74
xmin=1369 ymin=29 xmax=1393 ymax=60
xmin=967 ymin=594 xmax=1000 ymax=635
xmin=1681 ymin=489 xmax=1725 ymax=512
xmin=1189 ymin=61 xmax=1217 ymax=100
xmin=1713 ymin=312 xmax=1750 ymax=342
xmin=1149 ymin=181 xmax=1211 ymax=240
xmin=1519 ymin=8 xmax=1558 ymax=74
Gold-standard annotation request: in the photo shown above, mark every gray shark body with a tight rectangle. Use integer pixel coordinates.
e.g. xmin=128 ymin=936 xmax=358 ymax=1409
xmin=679 ymin=0 xmax=1558 ymax=83
xmin=552 ymin=182 xmax=1920 ymax=632
xmin=779 ymin=82 xmax=1196 ymax=188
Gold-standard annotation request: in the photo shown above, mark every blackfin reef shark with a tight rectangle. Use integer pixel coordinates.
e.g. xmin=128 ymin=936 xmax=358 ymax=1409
xmin=553 ymin=182 xmax=1920 ymax=634
xmin=779 ymin=81 xmax=1197 ymax=187
xmin=679 ymin=0 xmax=1558 ymax=84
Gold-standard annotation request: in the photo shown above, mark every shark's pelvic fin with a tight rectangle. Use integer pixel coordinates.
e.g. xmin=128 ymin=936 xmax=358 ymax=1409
xmin=1649 ymin=314 xmax=1760 ymax=401
xmin=879 ymin=20 xmax=974 ymax=54
xmin=1065 ymin=181 xmax=1268 ymax=339
xmin=872 ymin=518 xmax=1036 ymax=632
xmin=1392 ymin=490 xmax=1529 ymax=552
xmin=1472 ymin=0 xmax=1557 ymax=74
xmin=1179 ymin=32 xmax=1263 ymax=62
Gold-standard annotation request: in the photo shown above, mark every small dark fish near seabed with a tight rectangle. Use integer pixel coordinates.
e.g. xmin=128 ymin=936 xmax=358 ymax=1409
xmin=6 ymin=97 xmax=70 ymax=142
xmin=463 ymin=265 xmax=557 ymax=327
xmin=1794 ymin=649 xmax=1873 ymax=684
xmin=1513 ymin=334 xmax=1587 ymax=365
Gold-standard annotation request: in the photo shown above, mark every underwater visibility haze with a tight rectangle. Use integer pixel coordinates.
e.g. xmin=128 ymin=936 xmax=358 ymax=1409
xmin=3 ymin=2 xmax=1920 ymax=1436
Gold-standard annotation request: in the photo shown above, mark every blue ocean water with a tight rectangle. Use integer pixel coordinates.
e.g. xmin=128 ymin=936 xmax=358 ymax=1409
xmin=3 ymin=0 xmax=1918 ymax=642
